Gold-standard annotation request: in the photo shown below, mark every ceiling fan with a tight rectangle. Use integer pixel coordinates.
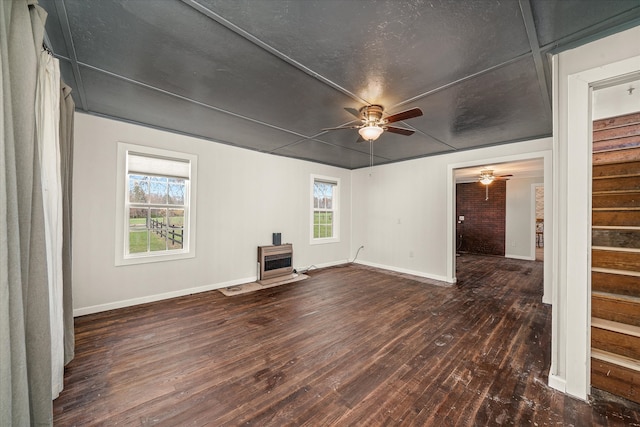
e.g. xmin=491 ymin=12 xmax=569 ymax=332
xmin=323 ymin=104 xmax=423 ymax=142
xmin=478 ymin=169 xmax=512 ymax=185
xmin=479 ymin=169 xmax=512 ymax=200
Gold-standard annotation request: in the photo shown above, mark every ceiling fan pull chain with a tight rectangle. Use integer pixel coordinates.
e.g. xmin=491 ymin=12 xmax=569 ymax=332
xmin=369 ymin=139 xmax=373 ymax=176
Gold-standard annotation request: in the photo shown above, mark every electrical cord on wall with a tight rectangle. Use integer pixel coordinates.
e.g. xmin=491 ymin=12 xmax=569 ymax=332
xmin=294 ymin=265 xmax=317 ymax=274
xmin=351 ymin=245 xmax=364 ymax=263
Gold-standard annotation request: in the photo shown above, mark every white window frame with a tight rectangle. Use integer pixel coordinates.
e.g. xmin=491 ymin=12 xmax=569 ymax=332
xmin=310 ymin=174 xmax=340 ymax=244
xmin=115 ymin=142 xmax=197 ymax=266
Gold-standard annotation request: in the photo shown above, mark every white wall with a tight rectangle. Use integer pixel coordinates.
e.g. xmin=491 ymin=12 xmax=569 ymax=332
xmin=72 ymin=113 xmax=351 ymax=315
xmin=553 ymin=25 xmax=640 ymax=400
xmin=351 ymin=138 xmax=551 ymax=282
xmin=505 ymin=177 xmax=543 ymax=260
xmin=592 ymin=78 xmax=640 ymax=120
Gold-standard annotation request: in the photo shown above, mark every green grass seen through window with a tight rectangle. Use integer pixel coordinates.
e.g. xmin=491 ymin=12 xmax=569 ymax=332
xmin=313 ymin=211 xmax=333 ymax=238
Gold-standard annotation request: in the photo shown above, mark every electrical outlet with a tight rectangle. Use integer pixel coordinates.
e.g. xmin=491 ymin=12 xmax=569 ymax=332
xmin=409 ymin=251 xmax=414 ymax=258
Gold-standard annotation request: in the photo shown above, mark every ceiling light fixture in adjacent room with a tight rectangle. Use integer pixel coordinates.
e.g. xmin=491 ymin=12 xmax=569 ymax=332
xmin=479 ymin=170 xmax=495 ymax=185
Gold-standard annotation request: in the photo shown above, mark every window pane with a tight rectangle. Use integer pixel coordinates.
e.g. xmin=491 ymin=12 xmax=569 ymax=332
xmin=150 ymin=208 xmax=166 ymax=229
xmin=167 ymin=227 xmax=183 ymax=250
xmin=129 ymin=230 xmax=149 ymax=253
xmin=168 ymin=209 xmax=184 ymax=227
xmin=168 ymin=209 xmax=184 ymax=249
xmin=168 ymin=179 xmax=185 ymax=205
xmin=149 ymin=176 xmax=168 ymax=204
xmin=314 ymin=181 xmax=333 ymax=209
xmin=150 ymin=232 xmax=168 ymax=252
xmin=129 ymin=208 xmax=148 ymax=229
xmin=129 ymin=176 xmax=148 ymax=203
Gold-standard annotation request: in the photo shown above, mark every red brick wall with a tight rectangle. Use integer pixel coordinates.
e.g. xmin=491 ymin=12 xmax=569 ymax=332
xmin=456 ymin=181 xmax=506 ymax=256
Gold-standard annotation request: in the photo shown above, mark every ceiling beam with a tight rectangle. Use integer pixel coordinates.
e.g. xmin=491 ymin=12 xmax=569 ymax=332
xmin=518 ymin=0 xmax=551 ymax=120
xmin=53 ymin=0 xmax=88 ymax=110
xmin=180 ymin=0 xmax=371 ymax=106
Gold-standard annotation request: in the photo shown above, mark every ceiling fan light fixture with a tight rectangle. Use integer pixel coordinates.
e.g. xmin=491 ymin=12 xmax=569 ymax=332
xmin=480 ymin=176 xmax=494 ymax=185
xmin=359 ymin=125 xmax=384 ymax=141
xmin=479 ymin=169 xmax=495 ymax=185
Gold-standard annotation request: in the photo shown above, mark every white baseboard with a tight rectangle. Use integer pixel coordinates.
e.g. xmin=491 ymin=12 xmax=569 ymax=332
xmin=294 ymin=259 xmax=350 ymax=272
xmin=73 ymin=275 xmax=256 ymax=317
xmin=548 ymin=374 xmax=567 ymax=392
xmin=353 ymin=260 xmax=454 ymax=284
xmin=74 ymin=259 xmax=451 ymax=316
xmin=505 ymin=253 xmax=535 ymax=261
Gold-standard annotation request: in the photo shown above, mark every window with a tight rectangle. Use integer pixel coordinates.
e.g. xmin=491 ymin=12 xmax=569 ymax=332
xmin=311 ymin=175 xmax=339 ymax=244
xmin=115 ymin=143 xmax=197 ymax=265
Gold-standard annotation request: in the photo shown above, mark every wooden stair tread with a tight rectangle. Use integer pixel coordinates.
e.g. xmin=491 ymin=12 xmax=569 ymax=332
xmin=592 ymin=249 xmax=640 ymax=272
xmin=592 ymin=211 xmax=640 ymax=227
xmin=592 ymin=207 xmax=640 ymax=211
xmin=592 ymin=349 xmax=640 ymax=372
xmin=592 ymin=267 xmax=640 ymax=277
xmin=593 ymin=146 xmax=640 ymax=165
xmin=593 ymin=129 xmax=640 ymax=143
xmin=593 ymin=225 xmax=640 ymax=230
xmin=593 ymin=290 xmax=640 ymax=302
xmin=592 ymin=317 xmax=640 ymax=338
xmin=593 ymin=174 xmax=640 ymax=180
xmin=593 ymin=112 xmax=640 ymax=131
xmin=592 ymin=246 xmax=640 ymax=253
xmin=592 ymin=189 xmax=640 ymax=195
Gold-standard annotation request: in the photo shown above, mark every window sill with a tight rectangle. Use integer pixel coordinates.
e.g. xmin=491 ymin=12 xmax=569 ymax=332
xmin=310 ymin=237 xmax=340 ymax=245
xmin=116 ymin=250 xmax=195 ymax=266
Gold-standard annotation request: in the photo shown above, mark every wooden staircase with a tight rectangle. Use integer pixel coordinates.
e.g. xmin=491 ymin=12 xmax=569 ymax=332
xmin=591 ymin=112 xmax=640 ymax=404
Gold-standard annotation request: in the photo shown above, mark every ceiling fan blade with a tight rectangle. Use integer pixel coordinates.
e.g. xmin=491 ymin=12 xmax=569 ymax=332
xmin=322 ymin=125 xmax=361 ymax=131
xmin=385 ymin=126 xmax=415 ymax=136
xmin=384 ymin=107 xmax=423 ymax=124
xmin=494 ymin=174 xmax=513 ymax=180
xmin=356 ymin=135 xmax=365 ymax=143
xmin=344 ymin=107 xmax=362 ymax=119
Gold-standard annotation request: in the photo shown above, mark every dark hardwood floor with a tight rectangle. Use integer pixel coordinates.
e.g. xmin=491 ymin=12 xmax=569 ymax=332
xmin=54 ymin=255 xmax=640 ymax=426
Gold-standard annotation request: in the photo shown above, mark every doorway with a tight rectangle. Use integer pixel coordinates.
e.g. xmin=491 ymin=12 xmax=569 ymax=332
xmin=534 ymin=185 xmax=544 ymax=262
xmin=448 ymin=152 xmax=552 ymax=303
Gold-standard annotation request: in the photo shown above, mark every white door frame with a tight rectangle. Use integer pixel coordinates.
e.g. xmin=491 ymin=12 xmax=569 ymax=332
xmin=561 ymin=56 xmax=640 ymax=400
xmin=446 ymin=150 xmax=552 ymax=302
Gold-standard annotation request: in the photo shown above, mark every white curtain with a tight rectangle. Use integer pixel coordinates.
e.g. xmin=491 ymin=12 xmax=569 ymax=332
xmin=1 ymin=0 xmax=53 ymax=424
xmin=35 ymin=48 xmax=64 ymax=399
xmin=1 ymin=0 xmax=74 ymax=424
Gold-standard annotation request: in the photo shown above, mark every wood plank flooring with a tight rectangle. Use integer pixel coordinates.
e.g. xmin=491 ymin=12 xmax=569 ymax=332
xmin=54 ymin=255 xmax=640 ymax=426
